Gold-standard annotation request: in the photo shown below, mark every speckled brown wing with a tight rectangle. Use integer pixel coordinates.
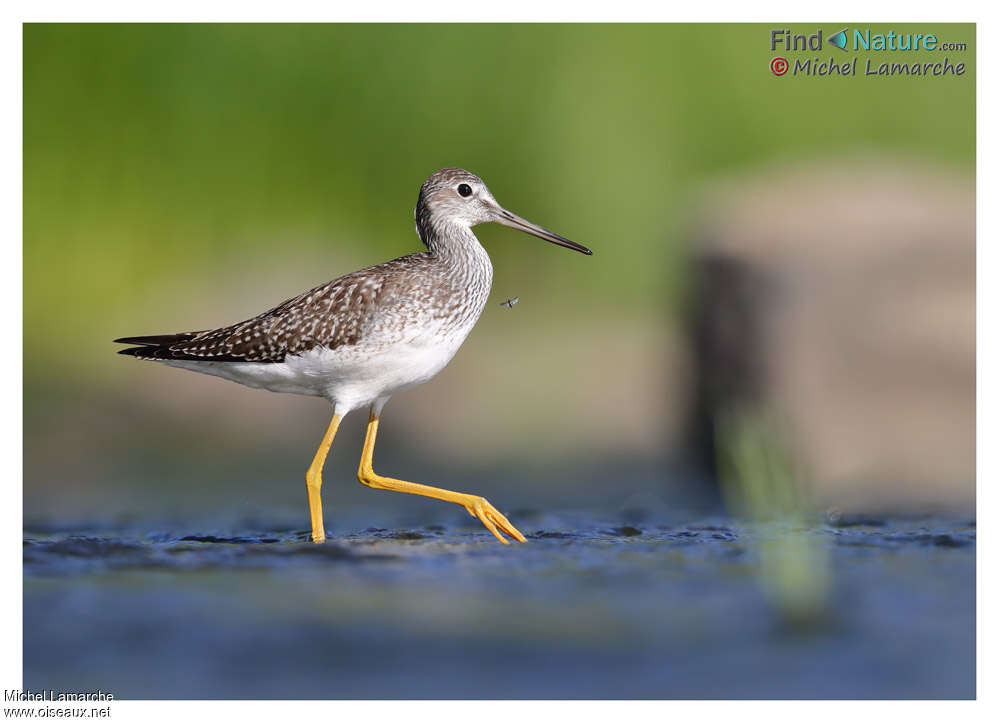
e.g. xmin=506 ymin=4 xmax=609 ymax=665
xmin=115 ymin=257 xmax=423 ymax=363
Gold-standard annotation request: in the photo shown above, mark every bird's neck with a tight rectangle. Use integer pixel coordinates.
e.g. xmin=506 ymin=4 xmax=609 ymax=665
xmin=423 ymin=221 xmax=494 ymax=290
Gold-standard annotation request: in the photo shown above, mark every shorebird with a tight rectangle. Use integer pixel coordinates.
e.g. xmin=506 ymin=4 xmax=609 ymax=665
xmin=115 ymin=168 xmax=591 ymax=544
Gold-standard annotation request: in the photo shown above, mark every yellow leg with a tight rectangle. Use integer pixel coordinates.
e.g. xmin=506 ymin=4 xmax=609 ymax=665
xmin=357 ymin=410 xmax=527 ymax=544
xmin=305 ymin=412 xmax=342 ymax=543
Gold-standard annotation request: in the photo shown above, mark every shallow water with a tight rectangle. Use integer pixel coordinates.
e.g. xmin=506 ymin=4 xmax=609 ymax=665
xmin=23 ymin=512 xmax=975 ymax=699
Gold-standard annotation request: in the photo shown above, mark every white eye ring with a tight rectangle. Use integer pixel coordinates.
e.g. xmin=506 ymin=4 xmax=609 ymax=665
xmin=457 ymin=183 xmax=473 ymax=198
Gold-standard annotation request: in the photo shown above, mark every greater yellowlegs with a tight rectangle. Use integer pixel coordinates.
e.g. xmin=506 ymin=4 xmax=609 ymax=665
xmin=116 ymin=168 xmax=591 ymax=544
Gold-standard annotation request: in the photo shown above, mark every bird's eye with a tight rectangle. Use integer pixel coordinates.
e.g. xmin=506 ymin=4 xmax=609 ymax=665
xmin=457 ymin=183 xmax=473 ymax=198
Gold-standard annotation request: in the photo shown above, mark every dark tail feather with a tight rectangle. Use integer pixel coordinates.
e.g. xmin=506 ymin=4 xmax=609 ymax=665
xmin=115 ymin=333 xmax=200 ymax=360
xmin=114 ymin=333 xmax=197 ymax=347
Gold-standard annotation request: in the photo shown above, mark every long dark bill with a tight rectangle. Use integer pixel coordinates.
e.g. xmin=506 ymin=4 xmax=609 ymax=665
xmin=496 ymin=209 xmax=592 ymax=255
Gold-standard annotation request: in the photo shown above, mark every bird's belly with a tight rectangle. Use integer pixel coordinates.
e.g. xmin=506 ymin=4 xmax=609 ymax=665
xmin=286 ymin=330 xmax=470 ymax=411
xmin=162 ymin=333 xmax=466 ymax=410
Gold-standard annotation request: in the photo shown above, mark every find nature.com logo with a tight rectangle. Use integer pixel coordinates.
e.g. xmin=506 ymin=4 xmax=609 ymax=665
xmin=769 ymin=27 xmax=968 ymax=78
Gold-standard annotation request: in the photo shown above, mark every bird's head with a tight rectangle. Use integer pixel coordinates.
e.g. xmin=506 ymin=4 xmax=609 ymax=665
xmin=415 ymin=168 xmax=592 ymax=255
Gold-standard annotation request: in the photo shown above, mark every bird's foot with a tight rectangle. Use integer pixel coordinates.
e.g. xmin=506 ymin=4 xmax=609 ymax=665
xmin=463 ymin=496 xmax=528 ymax=544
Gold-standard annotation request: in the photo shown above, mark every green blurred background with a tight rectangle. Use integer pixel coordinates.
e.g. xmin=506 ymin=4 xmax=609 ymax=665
xmin=24 ymin=24 xmax=975 ymax=527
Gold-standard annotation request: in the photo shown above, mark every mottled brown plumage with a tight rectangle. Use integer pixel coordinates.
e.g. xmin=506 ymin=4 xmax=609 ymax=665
xmin=116 ymin=169 xmax=520 ymax=366
xmin=117 ymin=254 xmax=439 ymax=363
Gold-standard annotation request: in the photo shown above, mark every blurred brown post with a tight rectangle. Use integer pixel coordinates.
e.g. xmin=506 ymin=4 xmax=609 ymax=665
xmin=689 ymin=159 xmax=975 ymax=513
